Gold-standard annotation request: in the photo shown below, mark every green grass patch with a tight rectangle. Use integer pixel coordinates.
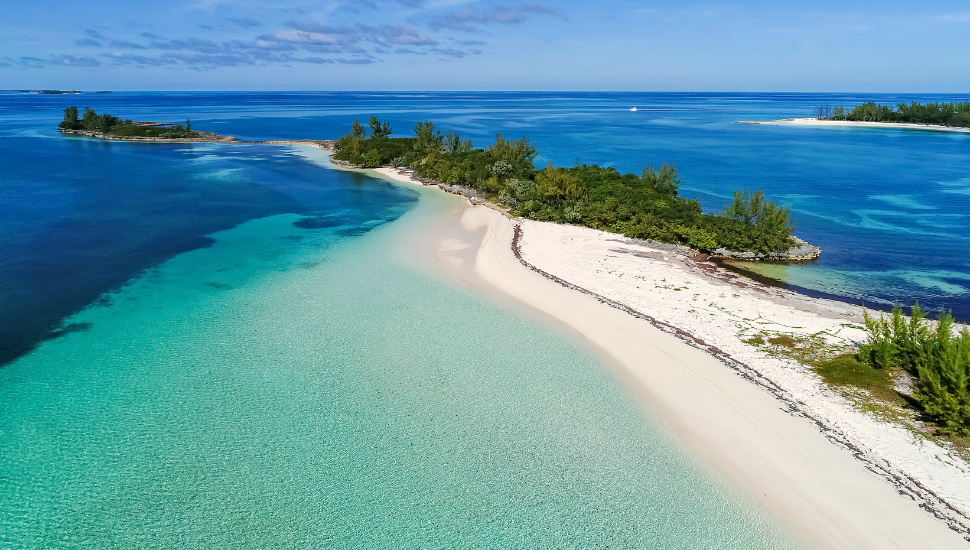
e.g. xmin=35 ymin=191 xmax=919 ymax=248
xmin=815 ymin=354 xmax=902 ymax=405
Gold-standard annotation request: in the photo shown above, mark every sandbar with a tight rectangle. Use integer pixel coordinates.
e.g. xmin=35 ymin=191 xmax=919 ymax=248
xmin=374 ymin=164 xmax=970 ymax=549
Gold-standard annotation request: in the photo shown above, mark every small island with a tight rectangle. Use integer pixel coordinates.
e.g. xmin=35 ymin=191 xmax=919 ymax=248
xmin=823 ymin=100 xmax=970 ymax=127
xmin=740 ymin=100 xmax=970 ymax=133
xmin=332 ymin=116 xmax=815 ymax=258
xmin=58 ymin=106 xmax=236 ymax=142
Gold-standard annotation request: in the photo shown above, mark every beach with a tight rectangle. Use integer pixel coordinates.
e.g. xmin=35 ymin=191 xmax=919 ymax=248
xmin=740 ymin=117 xmax=970 ymax=134
xmin=376 ymin=165 xmax=970 ymax=548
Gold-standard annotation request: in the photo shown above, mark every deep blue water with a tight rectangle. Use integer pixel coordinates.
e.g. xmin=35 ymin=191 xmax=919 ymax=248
xmin=2 ymin=91 xmax=969 ymax=366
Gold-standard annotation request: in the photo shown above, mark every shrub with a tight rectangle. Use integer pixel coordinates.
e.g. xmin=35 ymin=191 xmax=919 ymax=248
xmin=857 ymin=304 xmax=970 ymax=435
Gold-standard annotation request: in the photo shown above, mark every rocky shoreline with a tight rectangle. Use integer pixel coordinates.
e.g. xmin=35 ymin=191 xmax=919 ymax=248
xmin=711 ymin=236 xmax=821 ymax=261
xmin=59 ymin=128 xmax=337 ymax=151
xmin=59 ymin=127 xmax=237 ymax=143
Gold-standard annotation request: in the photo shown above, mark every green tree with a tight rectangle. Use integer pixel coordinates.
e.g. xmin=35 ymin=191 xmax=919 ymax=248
xmin=413 ymin=120 xmax=443 ymax=155
xmin=487 ymin=133 xmax=537 ymax=176
xmin=444 ymin=131 xmax=472 ymax=154
xmin=858 ymin=305 xmax=970 ymax=435
xmin=82 ymin=107 xmax=98 ymax=130
xmin=62 ymin=106 xmax=78 ymax=123
xmin=351 ymin=119 xmax=366 ymax=139
xmin=536 ymin=166 xmax=584 ymax=200
xmin=640 ymin=163 xmax=681 ymax=194
xmin=59 ymin=106 xmax=81 ymax=129
xmin=368 ymin=115 xmax=391 ymax=139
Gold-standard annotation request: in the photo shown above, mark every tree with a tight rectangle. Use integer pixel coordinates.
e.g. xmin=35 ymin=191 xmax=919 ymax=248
xmin=351 ymin=119 xmax=366 ymax=139
xmin=814 ymin=104 xmax=833 ymax=120
xmin=722 ymin=189 xmax=792 ymax=231
xmin=413 ymin=120 xmax=443 ymax=155
xmin=368 ymin=115 xmax=391 ymax=139
xmin=536 ymin=167 xmax=584 ymax=200
xmin=444 ymin=131 xmax=472 ymax=154
xmin=186 ymin=119 xmax=192 ymax=132
xmin=640 ymin=163 xmax=681 ymax=194
xmin=59 ymin=106 xmax=80 ymax=129
xmin=858 ymin=304 xmax=970 ymax=435
xmin=487 ymin=133 xmax=537 ymax=176
xmin=82 ymin=107 xmax=98 ymax=129
xmin=62 ymin=106 xmax=78 ymax=123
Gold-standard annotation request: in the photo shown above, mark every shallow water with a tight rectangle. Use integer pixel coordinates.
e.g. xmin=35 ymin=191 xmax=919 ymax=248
xmin=0 ymin=177 xmax=796 ymax=548
xmin=1 ymin=90 xmax=965 ymax=546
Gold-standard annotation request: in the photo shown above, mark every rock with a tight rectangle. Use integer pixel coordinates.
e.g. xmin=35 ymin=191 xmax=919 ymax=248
xmin=710 ymin=236 xmax=821 ymax=262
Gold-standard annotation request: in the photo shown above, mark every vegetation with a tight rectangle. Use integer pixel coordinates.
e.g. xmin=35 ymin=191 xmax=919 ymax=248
xmin=333 ymin=117 xmax=796 ymax=253
xmin=815 ymin=354 xmax=901 ymax=405
xmin=59 ymin=106 xmax=196 ymax=138
xmin=822 ymin=100 xmax=970 ymax=127
xmin=857 ymin=304 xmax=970 ymax=436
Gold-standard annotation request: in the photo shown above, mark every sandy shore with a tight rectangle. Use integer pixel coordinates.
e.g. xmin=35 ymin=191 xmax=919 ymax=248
xmin=740 ymin=118 xmax=970 ymax=134
xmin=373 ymin=165 xmax=970 ymax=548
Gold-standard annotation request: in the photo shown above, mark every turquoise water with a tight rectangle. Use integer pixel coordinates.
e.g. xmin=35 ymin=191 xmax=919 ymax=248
xmin=8 ymin=90 xmax=966 ymax=547
xmin=0 ymin=172 xmax=796 ymax=548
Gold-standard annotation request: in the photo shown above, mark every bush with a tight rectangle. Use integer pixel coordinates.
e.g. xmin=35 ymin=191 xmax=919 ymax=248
xmin=857 ymin=304 xmax=970 ymax=435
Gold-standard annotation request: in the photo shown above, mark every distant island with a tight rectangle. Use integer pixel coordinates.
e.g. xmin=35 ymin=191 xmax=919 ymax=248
xmin=820 ymin=100 xmax=970 ymax=127
xmin=58 ymin=106 xmax=235 ymax=142
xmin=38 ymin=90 xmax=81 ymax=95
xmin=332 ymin=117 xmax=812 ymax=257
xmin=740 ymin=100 xmax=970 ymax=133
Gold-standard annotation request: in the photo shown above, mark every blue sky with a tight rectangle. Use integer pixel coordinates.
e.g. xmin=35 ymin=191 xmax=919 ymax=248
xmin=2 ymin=0 xmax=970 ymax=91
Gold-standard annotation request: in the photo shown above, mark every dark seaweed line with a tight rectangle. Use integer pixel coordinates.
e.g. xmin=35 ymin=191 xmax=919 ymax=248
xmin=510 ymin=223 xmax=970 ymax=540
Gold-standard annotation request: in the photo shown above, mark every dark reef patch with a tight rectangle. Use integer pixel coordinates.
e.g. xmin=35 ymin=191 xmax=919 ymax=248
xmin=43 ymin=322 xmax=94 ymax=341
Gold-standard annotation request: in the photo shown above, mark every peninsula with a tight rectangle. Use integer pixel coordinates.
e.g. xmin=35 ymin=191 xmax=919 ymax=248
xmin=331 ymin=116 xmax=817 ymax=259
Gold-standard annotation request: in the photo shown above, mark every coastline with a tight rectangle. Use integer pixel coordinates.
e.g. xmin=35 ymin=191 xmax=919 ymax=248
xmin=55 ymin=133 xmax=970 ymax=541
xmin=739 ymin=117 xmax=970 ymax=134
xmin=373 ymin=163 xmax=970 ymax=548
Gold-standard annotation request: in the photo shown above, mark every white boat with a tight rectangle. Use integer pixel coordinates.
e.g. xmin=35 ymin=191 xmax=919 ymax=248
xmin=630 ymin=106 xmax=638 ymax=112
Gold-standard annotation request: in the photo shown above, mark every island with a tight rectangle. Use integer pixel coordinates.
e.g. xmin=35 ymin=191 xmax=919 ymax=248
xmin=58 ymin=106 xmax=336 ymax=150
xmin=59 ymin=106 xmax=235 ymax=142
xmin=739 ymin=100 xmax=970 ymax=133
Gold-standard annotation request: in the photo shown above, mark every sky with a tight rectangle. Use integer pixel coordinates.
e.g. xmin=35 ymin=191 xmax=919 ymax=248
xmin=2 ymin=0 xmax=970 ymax=91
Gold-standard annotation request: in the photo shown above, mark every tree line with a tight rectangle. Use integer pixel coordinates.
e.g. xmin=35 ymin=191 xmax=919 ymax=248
xmin=818 ymin=100 xmax=970 ymax=127
xmin=59 ymin=106 xmax=196 ymax=138
xmin=333 ymin=116 xmax=796 ymax=253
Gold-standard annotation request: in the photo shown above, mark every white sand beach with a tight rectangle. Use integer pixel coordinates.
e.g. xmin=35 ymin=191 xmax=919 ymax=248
xmin=376 ymin=165 xmax=970 ymax=549
xmin=741 ymin=118 xmax=970 ymax=134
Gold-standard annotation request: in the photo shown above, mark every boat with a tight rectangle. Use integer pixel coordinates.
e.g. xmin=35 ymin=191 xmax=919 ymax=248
xmin=630 ymin=106 xmax=638 ymax=112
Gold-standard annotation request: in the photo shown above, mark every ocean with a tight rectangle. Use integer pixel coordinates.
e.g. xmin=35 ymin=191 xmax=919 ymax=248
xmin=1 ymin=90 xmax=967 ymax=547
